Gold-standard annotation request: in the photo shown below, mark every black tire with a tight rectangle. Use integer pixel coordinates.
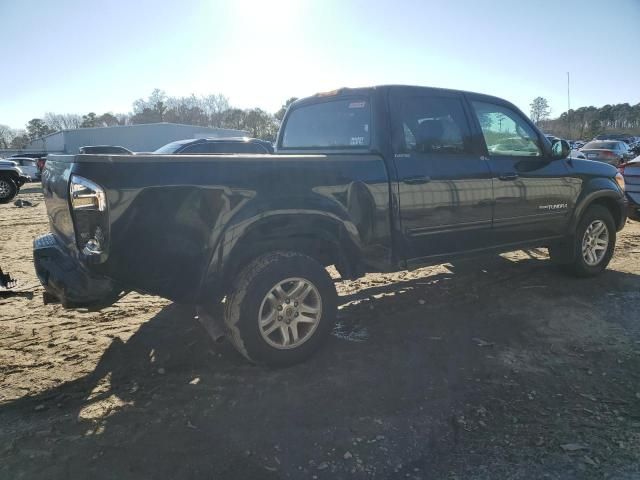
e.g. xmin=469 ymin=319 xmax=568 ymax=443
xmin=224 ymin=251 xmax=337 ymax=367
xmin=0 ymin=177 xmax=18 ymax=204
xmin=554 ymin=205 xmax=616 ymax=277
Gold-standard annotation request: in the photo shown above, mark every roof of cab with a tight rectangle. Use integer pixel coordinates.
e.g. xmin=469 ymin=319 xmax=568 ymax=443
xmin=289 ymin=84 xmax=524 ymax=115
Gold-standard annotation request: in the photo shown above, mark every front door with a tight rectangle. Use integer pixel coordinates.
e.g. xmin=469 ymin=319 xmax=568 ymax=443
xmin=468 ymin=98 xmax=578 ymax=246
xmin=390 ymin=89 xmax=494 ymax=263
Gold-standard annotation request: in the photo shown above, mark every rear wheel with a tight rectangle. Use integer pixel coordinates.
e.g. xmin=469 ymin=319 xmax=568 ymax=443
xmin=551 ymin=205 xmax=616 ymax=277
xmin=224 ymin=251 xmax=337 ymax=367
xmin=0 ymin=177 xmax=18 ymax=204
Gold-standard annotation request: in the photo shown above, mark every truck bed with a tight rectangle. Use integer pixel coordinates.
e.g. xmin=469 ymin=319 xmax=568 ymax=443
xmin=41 ymin=153 xmax=392 ymax=303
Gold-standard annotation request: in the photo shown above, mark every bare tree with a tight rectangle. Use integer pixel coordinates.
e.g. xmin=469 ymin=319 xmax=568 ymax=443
xmin=201 ymin=94 xmax=230 ymax=127
xmin=0 ymin=124 xmax=17 ymax=149
xmin=115 ymin=113 xmax=131 ymax=126
xmin=530 ymin=97 xmax=551 ymax=125
xmin=10 ymin=130 xmax=29 ymax=149
xmin=44 ymin=113 xmax=82 ymax=131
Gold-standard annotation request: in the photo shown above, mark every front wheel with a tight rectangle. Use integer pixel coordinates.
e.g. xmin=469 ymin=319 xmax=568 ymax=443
xmin=224 ymin=251 xmax=337 ymax=367
xmin=552 ymin=205 xmax=616 ymax=277
xmin=0 ymin=177 xmax=18 ymax=204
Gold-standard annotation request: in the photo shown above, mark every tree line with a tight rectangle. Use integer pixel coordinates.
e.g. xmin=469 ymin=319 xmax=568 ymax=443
xmin=3 ymin=91 xmax=639 ymax=149
xmin=0 ymin=90 xmax=298 ymax=149
xmin=530 ymin=96 xmax=640 ymax=140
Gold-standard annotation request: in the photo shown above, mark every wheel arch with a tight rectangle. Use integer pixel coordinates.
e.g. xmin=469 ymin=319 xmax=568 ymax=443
xmin=572 ymin=180 xmax=625 ymax=232
xmin=197 ymin=212 xmax=363 ymax=304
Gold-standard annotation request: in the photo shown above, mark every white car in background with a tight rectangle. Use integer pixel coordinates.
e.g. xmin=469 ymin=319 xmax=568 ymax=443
xmin=569 ymin=149 xmax=587 ymax=160
xmin=0 ymin=160 xmax=30 ymax=203
xmin=9 ymin=157 xmax=40 ymax=181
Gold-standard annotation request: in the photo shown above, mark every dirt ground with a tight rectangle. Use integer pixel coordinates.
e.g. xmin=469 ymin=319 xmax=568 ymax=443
xmin=1 ymin=185 xmax=639 ymax=480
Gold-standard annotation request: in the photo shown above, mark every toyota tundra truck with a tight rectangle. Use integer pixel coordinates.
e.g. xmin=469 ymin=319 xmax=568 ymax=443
xmin=34 ymin=85 xmax=627 ymax=366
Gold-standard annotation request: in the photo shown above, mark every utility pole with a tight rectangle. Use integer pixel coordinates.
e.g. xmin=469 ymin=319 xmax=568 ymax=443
xmin=567 ymin=72 xmax=571 ymax=139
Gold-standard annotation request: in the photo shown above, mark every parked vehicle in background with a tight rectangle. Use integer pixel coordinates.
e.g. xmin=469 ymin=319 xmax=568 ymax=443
xmin=10 ymin=152 xmax=48 ymax=176
xmin=154 ymin=137 xmax=274 ymax=154
xmin=545 ymin=135 xmax=583 ymax=159
xmin=580 ymin=140 xmax=633 ymax=165
xmin=34 ymin=85 xmax=627 ymax=366
xmin=619 ymin=156 xmax=640 ymax=221
xmin=10 ymin=157 xmax=40 ymax=181
xmin=594 ymin=133 xmax=634 ymax=144
xmin=0 ymin=160 xmax=29 ymax=203
xmin=79 ymin=145 xmax=133 ymax=154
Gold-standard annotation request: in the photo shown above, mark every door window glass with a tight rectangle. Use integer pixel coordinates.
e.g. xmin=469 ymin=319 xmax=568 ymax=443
xmin=472 ymin=101 xmax=542 ymax=157
xmin=181 ymin=142 xmax=221 ymax=153
xmin=399 ymin=96 xmax=471 ymax=154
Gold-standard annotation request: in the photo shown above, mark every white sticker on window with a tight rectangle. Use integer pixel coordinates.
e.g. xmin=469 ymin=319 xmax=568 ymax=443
xmin=348 ymin=101 xmax=366 ymax=109
xmin=350 ymin=136 xmax=365 ymax=146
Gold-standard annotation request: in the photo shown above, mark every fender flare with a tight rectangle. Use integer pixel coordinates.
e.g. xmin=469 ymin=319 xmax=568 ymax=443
xmin=196 ymin=210 xmax=365 ymax=303
xmin=570 ymin=177 xmax=625 ymax=231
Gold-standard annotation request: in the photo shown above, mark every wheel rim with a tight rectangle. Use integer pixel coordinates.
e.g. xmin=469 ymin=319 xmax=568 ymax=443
xmin=582 ymin=220 xmax=609 ymax=266
xmin=258 ymin=277 xmax=322 ymax=350
xmin=0 ymin=180 xmax=10 ymax=198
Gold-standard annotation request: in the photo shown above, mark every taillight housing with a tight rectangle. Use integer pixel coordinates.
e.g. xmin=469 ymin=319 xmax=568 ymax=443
xmin=615 ymin=172 xmax=625 ymax=192
xmin=69 ymin=175 xmax=109 ymax=260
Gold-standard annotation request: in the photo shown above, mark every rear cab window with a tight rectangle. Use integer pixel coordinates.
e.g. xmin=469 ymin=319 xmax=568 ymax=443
xmin=281 ymin=97 xmax=371 ymax=149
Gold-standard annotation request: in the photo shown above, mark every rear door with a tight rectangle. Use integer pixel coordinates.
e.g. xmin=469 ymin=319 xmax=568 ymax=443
xmin=468 ymin=97 xmax=577 ymax=245
xmin=390 ymin=88 xmax=494 ymax=262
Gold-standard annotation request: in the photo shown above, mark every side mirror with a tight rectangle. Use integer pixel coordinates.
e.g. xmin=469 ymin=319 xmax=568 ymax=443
xmin=551 ymin=139 xmax=571 ymax=159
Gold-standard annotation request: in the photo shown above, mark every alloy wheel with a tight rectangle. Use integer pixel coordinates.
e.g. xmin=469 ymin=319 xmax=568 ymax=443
xmin=582 ymin=220 xmax=609 ymax=266
xmin=258 ymin=277 xmax=322 ymax=349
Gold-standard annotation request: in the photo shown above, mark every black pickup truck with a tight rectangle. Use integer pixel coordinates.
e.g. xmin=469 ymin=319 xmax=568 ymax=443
xmin=34 ymin=85 xmax=627 ymax=366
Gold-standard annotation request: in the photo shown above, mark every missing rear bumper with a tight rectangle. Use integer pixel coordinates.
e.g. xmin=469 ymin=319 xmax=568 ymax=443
xmin=33 ymin=233 xmax=124 ymax=310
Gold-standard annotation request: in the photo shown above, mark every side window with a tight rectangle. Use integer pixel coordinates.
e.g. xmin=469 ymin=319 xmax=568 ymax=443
xmin=180 ymin=143 xmax=213 ymax=154
xmin=221 ymin=143 xmax=268 ymax=154
xmin=399 ymin=96 xmax=472 ymax=154
xmin=471 ymin=101 xmax=542 ymax=157
xmin=182 ymin=142 xmax=267 ymax=154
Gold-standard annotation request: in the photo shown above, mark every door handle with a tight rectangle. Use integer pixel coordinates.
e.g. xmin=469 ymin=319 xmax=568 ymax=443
xmin=403 ymin=175 xmax=431 ymax=185
xmin=498 ymin=173 xmax=519 ymax=181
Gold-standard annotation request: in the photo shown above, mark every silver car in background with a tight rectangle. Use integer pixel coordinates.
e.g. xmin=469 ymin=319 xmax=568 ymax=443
xmin=9 ymin=157 xmax=40 ymax=181
xmin=580 ymin=140 xmax=633 ymax=166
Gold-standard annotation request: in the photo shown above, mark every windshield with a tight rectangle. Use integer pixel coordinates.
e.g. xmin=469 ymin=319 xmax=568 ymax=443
xmin=281 ymin=97 xmax=371 ymax=149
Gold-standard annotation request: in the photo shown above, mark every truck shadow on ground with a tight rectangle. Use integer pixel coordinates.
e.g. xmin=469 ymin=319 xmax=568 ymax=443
xmin=2 ymin=254 xmax=640 ymax=479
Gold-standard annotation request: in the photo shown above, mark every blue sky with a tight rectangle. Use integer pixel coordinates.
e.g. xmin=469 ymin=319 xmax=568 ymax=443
xmin=1 ymin=0 xmax=639 ymax=130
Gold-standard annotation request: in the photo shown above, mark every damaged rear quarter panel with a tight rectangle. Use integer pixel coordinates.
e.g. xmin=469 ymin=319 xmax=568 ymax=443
xmin=72 ymin=154 xmax=391 ymax=303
